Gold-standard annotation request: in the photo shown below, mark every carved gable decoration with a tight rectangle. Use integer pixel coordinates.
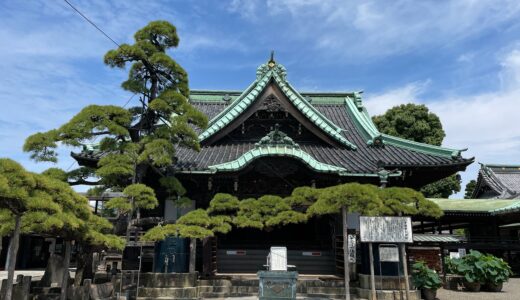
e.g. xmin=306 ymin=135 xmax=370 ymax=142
xmin=255 ymin=124 xmax=299 ymax=148
xmin=260 ymin=94 xmax=286 ymax=113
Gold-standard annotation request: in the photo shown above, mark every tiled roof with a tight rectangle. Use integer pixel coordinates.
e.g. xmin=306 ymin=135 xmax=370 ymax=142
xmin=413 ymin=234 xmax=463 ymax=243
xmin=428 ymin=198 xmax=520 ymax=215
xmin=173 ymin=100 xmax=472 ymax=174
xmin=71 ymin=60 xmax=473 ymax=177
xmin=197 ymin=62 xmax=356 ymax=149
xmin=473 ymin=164 xmax=520 ymax=199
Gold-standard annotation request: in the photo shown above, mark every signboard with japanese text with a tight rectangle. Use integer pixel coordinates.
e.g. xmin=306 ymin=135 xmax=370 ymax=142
xmin=359 ymin=216 xmax=413 ymax=243
xmin=379 ymin=246 xmax=399 ymax=262
xmin=348 ymin=234 xmax=357 ymax=263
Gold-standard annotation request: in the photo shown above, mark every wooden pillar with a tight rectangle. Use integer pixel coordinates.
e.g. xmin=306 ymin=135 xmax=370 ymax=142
xmin=368 ymin=243 xmax=376 ymax=300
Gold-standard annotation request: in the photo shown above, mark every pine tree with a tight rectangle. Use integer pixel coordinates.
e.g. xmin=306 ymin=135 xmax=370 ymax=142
xmin=301 ymin=183 xmax=443 ymax=300
xmin=0 ymin=159 xmax=124 ymax=300
xmin=23 ymin=21 xmax=207 ymax=243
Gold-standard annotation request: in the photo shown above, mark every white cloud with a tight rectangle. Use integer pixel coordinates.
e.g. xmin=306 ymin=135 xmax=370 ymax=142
xmin=228 ymin=0 xmax=520 ymax=60
xmin=364 ymin=81 xmax=430 ymax=116
xmin=363 ymin=47 xmax=520 ymax=197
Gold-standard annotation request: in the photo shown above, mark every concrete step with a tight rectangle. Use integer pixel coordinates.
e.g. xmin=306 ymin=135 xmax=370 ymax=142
xmin=230 ymin=279 xmax=259 ymax=286
xmin=199 ymin=279 xmax=233 ymax=287
xmin=300 ymin=293 xmax=356 ymax=299
xmin=230 ymin=285 xmax=259 ymax=294
xmin=137 ymin=287 xmax=198 ymax=298
xmin=138 ymin=273 xmax=197 ymax=288
xmin=197 ymin=285 xmax=231 ymax=293
xmin=306 ymin=286 xmax=357 ymax=294
xmin=137 ymin=298 xmax=197 ymax=300
xmin=199 ymin=291 xmax=229 ymax=298
xmin=356 ymin=287 xmax=420 ymax=300
xmin=297 ymin=294 xmax=358 ymax=300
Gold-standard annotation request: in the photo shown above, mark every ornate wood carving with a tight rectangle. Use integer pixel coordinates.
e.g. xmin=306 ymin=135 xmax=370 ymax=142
xmin=261 ymin=94 xmax=286 ymax=113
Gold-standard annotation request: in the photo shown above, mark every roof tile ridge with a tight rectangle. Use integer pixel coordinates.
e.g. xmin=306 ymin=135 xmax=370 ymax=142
xmin=272 ymin=74 xmax=357 ymax=150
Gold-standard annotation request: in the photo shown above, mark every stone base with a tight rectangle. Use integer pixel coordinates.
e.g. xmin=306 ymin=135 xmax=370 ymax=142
xmin=356 ymin=287 xmax=421 ymax=300
xmin=358 ymin=274 xmax=414 ymax=290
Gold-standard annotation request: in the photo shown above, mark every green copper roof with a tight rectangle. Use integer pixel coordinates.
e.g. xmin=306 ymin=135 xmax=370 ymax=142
xmin=207 ymin=128 xmax=404 ymax=178
xmin=344 ymin=95 xmax=465 ymax=159
xmin=208 ymin=146 xmax=348 ymax=174
xmin=197 ymin=60 xmax=356 ymax=149
xmin=428 ymin=198 xmax=520 ymax=215
xmin=208 ymin=127 xmax=347 ymax=173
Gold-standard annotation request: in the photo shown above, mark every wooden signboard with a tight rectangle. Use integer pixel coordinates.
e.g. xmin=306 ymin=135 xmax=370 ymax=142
xmin=359 ymin=216 xmax=413 ymax=243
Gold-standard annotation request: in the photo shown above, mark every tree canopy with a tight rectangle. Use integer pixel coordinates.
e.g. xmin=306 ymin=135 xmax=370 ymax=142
xmin=22 ymin=20 xmax=207 ymax=240
xmin=464 ymin=180 xmax=477 ymax=199
xmin=372 ymin=103 xmax=445 ymax=146
xmin=372 ymin=103 xmax=460 ymax=198
xmin=143 ymin=183 xmax=443 ymax=242
xmin=0 ymin=158 xmax=124 ymax=299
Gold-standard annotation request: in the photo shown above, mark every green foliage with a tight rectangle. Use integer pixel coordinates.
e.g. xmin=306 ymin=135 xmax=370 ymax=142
xmin=105 ymin=197 xmax=132 ymax=213
xmin=464 ymin=180 xmax=477 ymax=199
xmin=144 ymin=208 xmax=232 ymax=240
xmin=207 ymin=193 xmax=240 ymax=215
xmin=412 ymin=261 xmax=442 ymax=290
xmin=379 ymin=187 xmax=443 ymax=218
xmin=286 ymin=186 xmax=320 ymax=207
xmin=420 ymin=175 xmax=461 ymax=198
xmin=372 ymin=103 xmax=445 ymax=146
xmin=444 ymin=257 xmax=458 ymax=274
xmin=373 ymin=103 xmax=461 ymax=198
xmin=0 ymin=158 xmax=124 ymax=249
xmin=23 ymin=130 xmax=59 ymax=162
xmin=307 ymin=183 xmax=381 ymax=216
xmin=452 ymin=250 xmax=488 ymax=283
xmin=86 ymin=186 xmax=108 ymax=197
xmin=42 ymin=168 xmax=68 ymax=182
xmin=449 ymin=251 xmax=512 ymax=285
xmin=123 ymin=183 xmax=158 ymax=209
xmin=160 ymin=176 xmax=185 ymax=195
xmin=233 ymin=195 xmax=307 ymax=230
xmin=96 ymin=153 xmax=135 ymax=184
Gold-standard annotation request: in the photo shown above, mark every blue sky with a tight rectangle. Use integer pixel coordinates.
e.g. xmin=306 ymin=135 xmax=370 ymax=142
xmin=1 ymin=0 xmax=520 ymax=197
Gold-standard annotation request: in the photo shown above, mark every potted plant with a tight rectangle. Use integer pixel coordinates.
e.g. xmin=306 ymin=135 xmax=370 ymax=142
xmin=481 ymin=254 xmax=512 ymax=292
xmin=455 ymin=250 xmax=486 ymax=292
xmin=443 ymin=257 xmax=463 ymax=290
xmin=412 ymin=261 xmax=442 ymax=300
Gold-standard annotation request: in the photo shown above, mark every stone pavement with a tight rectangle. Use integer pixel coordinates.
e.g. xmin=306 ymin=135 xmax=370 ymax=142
xmin=436 ymin=278 xmax=520 ymax=300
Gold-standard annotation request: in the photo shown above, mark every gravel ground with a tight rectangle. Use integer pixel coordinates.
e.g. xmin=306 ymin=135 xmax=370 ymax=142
xmin=436 ymin=278 xmax=520 ymax=300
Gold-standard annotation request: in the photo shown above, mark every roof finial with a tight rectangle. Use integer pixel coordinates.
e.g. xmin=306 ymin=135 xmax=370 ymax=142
xmin=268 ymin=50 xmax=276 ymax=67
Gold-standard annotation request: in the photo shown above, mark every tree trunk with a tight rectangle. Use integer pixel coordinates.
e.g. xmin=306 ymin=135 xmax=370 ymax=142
xmin=60 ymin=241 xmax=72 ymax=300
xmin=74 ymin=244 xmax=94 ymax=287
xmin=189 ymin=238 xmax=197 ymax=273
xmin=341 ymin=206 xmax=350 ymax=300
xmin=125 ymin=194 xmax=136 ymax=243
xmin=4 ymin=214 xmax=21 ymax=300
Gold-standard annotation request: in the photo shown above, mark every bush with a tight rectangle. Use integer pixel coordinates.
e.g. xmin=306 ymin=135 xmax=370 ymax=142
xmin=412 ymin=261 xmax=442 ymax=290
xmin=450 ymin=250 xmax=512 ymax=285
xmin=454 ymin=250 xmax=487 ymax=283
xmin=480 ymin=253 xmax=512 ymax=285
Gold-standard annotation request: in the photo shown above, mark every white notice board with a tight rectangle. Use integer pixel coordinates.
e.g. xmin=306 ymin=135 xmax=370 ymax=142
xmin=359 ymin=216 xmax=413 ymax=243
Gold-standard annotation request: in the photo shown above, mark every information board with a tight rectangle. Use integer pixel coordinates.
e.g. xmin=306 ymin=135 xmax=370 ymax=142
xmin=359 ymin=216 xmax=413 ymax=243
xmin=348 ymin=234 xmax=357 ymax=263
xmin=379 ymin=246 xmax=399 ymax=262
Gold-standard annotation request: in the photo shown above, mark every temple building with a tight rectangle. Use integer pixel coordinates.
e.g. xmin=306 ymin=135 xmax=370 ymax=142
xmin=72 ymin=57 xmax=474 ymax=276
xmin=414 ymin=164 xmax=520 ymax=273
xmin=472 ymin=164 xmax=520 ymax=199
